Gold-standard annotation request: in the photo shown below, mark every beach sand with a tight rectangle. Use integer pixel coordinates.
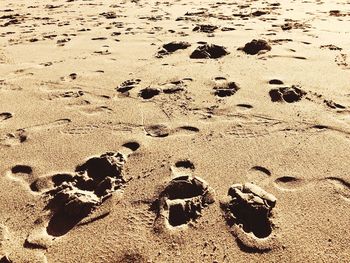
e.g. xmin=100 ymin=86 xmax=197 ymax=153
xmin=0 ymin=0 xmax=349 ymax=262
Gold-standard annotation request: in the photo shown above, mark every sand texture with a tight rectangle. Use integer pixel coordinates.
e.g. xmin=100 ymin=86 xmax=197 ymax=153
xmin=0 ymin=0 xmax=350 ymax=262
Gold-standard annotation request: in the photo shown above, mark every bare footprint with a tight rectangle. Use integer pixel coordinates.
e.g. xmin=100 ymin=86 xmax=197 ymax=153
xmin=116 ymin=79 xmax=141 ymax=94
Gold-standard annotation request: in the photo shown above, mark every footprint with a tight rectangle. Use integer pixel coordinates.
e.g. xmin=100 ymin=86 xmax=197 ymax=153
xmin=6 ymin=165 xmax=35 ymax=187
xmin=193 ymin=24 xmax=218 ymax=33
xmin=153 ymin=175 xmax=215 ymax=230
xmin=238 ymin=39 xmax=271 ymax=55
xmin=31 ymin=142 xmax=140 ymax=239
xmin=145 ymin=124 xmax=170 ymax=138
xmin=269 ymin=79 xmax=284 ymax=85
xmin=47 ymin=90 xmax=84 ymax=100
xmin=269 ymin=86 xmax=306 ymax=103
xmin=144 ymin=124 xmax=199 ymax=138
xmin=11 ymin=165 xmax=33 ymax=174
xmin=335 ymin=53 xmax=349 ymax=70
xmin=323 ymin=177 xmax=350 ymax=201
xmin=0 ymin=112 xmax=12 ymax=122
xmin=116 ymin=79 xmax=141 ymax=94
xmin=213 ymin=82 xmax=240 ymax=98
xmin=247 ymin=166 xmax=272 ymax=185
xmin=221 ymin=183 xmax=278 ymax=251
xmin=170 ymin=159 xmax=196 ymax=177
xmin=274 ymin=176 xmax=306 ymax=191
xmin=26 ymin=118 xmax=71 ymax=131
xmin=0 ymin=129 xmax=27 ymax=147
xmin=156 ymin=41 xmax=191 ymax=58
xmin=162 ymin=81 xmax=185 ymax=94
xmin=190 ymin=44 xmax=229 ymax=59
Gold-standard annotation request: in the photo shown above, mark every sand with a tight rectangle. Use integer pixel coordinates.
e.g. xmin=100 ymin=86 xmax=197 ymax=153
xmin=0 ymin=0 xmax=350 ymax=262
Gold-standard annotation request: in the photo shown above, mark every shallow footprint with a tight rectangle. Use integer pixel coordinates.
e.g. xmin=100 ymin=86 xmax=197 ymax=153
xmin=144 ymin=124 xmax=199 ymax=138
xmin=274 ymin=176 xmax=307 ymax=191
xmin=247 ymin=166 xmax=271 ymax=185
xmin=323 ymin=177 xmax=350 ymax=201
xmin=0 ymin=129 xmax=27 ymax=147
xmin=0 ymin=112 xmax=12 ymax=122
xmin=145 ymin=124 xmax=170 ymax=138
xmin=174 ymin=125 xmax=200 ymax=134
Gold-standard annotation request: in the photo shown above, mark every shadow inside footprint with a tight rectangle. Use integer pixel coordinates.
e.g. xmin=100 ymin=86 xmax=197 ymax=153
xmin=11 ymin=165 xmax=33 ymax=175
xmin=47 ymin=208 xmax=90 ymax=237
xmin=222 ymin=183 xmax=276 ymax=238
xmin=139 ymin=87 xmax=160 ymax=99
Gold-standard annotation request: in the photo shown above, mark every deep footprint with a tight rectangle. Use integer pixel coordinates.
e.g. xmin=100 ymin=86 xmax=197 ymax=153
xmin=213 ymin=82 xmax=240 ymax=97
xmin=190 ymin=44 xmax=229 ymax=59
xmin=156 ymin=41 xmax=191 ymax=57
xmin=269 ymin=86 xmax=306 ymax=103
xmin=222 ymin=183 xmax=278 ymax=251
xmin=44 ymin=144 xmax=139 ymax=236
xmin=239 ymin=39 xmax=271 ymax=55
xmin=154 ymin=175 xmax=214 ymax=228
xmin=193 ymin=24 xmax=218 ymax=33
